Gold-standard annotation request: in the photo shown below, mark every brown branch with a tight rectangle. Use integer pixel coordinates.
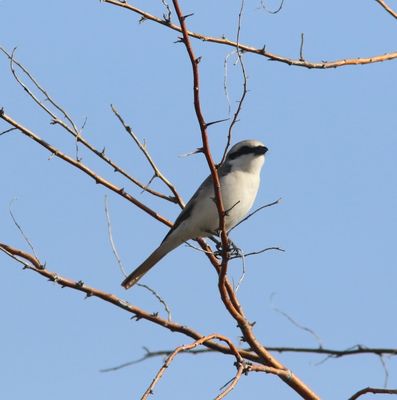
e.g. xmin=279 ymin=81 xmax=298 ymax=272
xmin=141 ymin=334 xmax=245 ymax=400
xmin=170 ymin=0 xmax=237 ymax=317
xmin=110 ymin=104 xmax=185 ymax=207
xmin=169 ymin=2 xmax=319 ymax=400
xmin=348 ymin=387 xmax=397 ymax=400
xmin=0 ymin=242 xmax=262 ymax=364
xmin=101 ymin=345 xmax=397 ymax=372
xmin=0 ymin=47 xmax=176 ymax=204
xmin=102 ymin=0 xmax=397 ymax=69
xmin=0 ymin=109 xmax=172 ymax=228
xmin=376 ymin=0 xmax=397 ymax=20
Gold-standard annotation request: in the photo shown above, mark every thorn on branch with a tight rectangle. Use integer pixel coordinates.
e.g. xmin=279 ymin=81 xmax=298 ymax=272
xmin=299 ymin=33 xmax=305 ymax=61
xmin=139 ymin=16 xmax=147 ymax=24
xmin=195 ymin=56 xmax=202 ymax=64
xmin=205 ymin=117 xmax=230 ymax=128
xmin=181 ymin=13 xmax=194 ymax=21
xmin=76 ymin=280 xmax=84 ymax=288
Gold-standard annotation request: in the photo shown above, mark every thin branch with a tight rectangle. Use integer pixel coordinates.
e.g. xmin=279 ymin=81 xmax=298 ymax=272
xmin=102 ymin=345 xmax=397 ymax=372
xmin=258 ymin=0 xmax=286 ymax=14
xmin=0 ymin=47 xmax=175 ymax=203
xmin=0 ymin=126 xmax=16 ymax=136
xmin=348 ymin=387 xmax=397 ymax=400
xmin=102 ymin=0 xmax=397 ymax=69
xmin=0 ymin=242 xmax=262 ymax=364
xmin=9 ymin=199 xmax=39 ymax=260
xmin=230 ymin=246 xmax=285 ymax=259
xmin=141 ymin=334 xmax=245 ymax=400
xmin=111 ymin=104 xmax=185 ymax=208
xmin=375 ymin=0 xmax=397 ymax=20
xmin=230 ymin=198 xmax=281 ymax=232
xmin=271 ymin=298 xmax=323 ymax=348
xmin=137 ymin=283 xmax=172 ymax=321
xmin=299 ymin=33 xmax=305 ymax=61
xmin=221 ymin=0 xmax=249 ymax=164
xmin=104 ymin=195 xmax=127 ymax=277
xmin=0 ymin=109 xmax=173 ymax=228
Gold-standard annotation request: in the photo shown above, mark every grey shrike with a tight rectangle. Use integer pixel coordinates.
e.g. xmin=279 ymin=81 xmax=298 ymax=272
xmin=122 ymin=139 xmax=268 ymax=289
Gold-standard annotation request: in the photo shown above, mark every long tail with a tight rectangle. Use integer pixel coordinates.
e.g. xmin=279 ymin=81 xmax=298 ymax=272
xmin=121 ymin=238 xmax=179 ymax=289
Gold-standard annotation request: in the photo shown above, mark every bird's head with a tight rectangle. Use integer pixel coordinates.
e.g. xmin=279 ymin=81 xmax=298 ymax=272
xmin=224 ymin=140 xmax=268 ymax=174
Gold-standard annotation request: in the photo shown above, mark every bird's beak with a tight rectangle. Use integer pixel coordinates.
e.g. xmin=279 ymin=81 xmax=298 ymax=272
xmin=255 ymin=145 xmax=268 ymax=155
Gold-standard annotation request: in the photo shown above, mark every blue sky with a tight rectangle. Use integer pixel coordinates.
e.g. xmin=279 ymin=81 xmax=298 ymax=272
xmin=1 ymin=1 xmax=397 ymax=399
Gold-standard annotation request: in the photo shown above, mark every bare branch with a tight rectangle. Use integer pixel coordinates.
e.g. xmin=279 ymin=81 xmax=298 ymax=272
xmin=102 ymin=0 xmax=397 ymax=69
xmin=136 ymin=283 xmax=172 ymax=321
xmin=140 ymin=334 xmax=245 ymax=400
xmin=258 ymin=0 xmax=286 ymax=14
xmin=375 ymin=0 xmax=397 ymax=20
xmin=0 ymin=110 xmax=173 ymax=228
xmin=110 ymin=104 xmax=185 ymax=207
xmin=0 ymin=242 xmax=262 ymax=364
xmin=9 ymin=199 xmax=39 ymax=260
xmin=102 ymin=345 xmax=397 ymax=372
xmin=104 ymin=195 xmax=127 ymax=277
xmin=0 ymin=126 xmax=16 ymax=136
xmin=230 ymin=198 xmax=281 ymax=232
xmin=348 ymin=387 xmax=397 ymax=400
xmin=221 ymin=0 xmax=249 ymax=164
xmin=0 ymin=47 xmax=175 ymax=203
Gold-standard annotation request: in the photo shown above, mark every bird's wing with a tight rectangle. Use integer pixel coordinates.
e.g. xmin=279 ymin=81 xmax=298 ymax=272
xmin=162 ymin=174 xmax=212 ymax=243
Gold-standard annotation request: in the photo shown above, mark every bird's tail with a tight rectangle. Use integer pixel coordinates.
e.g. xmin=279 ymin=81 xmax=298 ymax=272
xmin=121 ymin=238 xmax=179 ymax=289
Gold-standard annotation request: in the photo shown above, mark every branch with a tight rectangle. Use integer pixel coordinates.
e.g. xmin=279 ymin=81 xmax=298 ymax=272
xmin=169 ymin=2 xmax=319 ymax=400
xmin=170 ymin=0 xmax=236 ymax=314
xmin=348 ymin=387 xmax=397 ymax=400
xmin=0 ymin=47 xmax=176 ymax=204
xmin=0 ymin=109 xmax=172 ymax=227
xmin=375 ymin=0 xmax=397 ymax=20
xmin=0 ymin=242 xmax=262 ymax=363
xmin=101 ymin=345 xmax=397 ymax=372
xmin=110 ymin=104 xmax=185 ymax=207
xmin=102 ymin=0 xmax=397 ymax=69
xmin=141 ymin=334 xmax=245 ymax=400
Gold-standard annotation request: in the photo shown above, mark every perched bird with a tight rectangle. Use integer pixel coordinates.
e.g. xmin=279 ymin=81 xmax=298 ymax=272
xmin=122 ymin=139 xmax=268 ymax=289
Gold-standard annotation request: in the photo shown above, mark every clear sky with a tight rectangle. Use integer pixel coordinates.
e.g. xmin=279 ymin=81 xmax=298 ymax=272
xmin=1 ymin=1 xmax=397 ymax=399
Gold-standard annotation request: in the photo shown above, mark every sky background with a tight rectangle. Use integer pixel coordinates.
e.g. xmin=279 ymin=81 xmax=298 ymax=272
xmin=1 ymin=1 xmax=397 ymax=399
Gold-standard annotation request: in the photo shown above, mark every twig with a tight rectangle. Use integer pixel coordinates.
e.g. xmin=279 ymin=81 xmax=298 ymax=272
xmin=348 ymin=387 xmax=397 ymax=400
xmin=258 ymin=0 xmax=286 ymax=14
xmin=102 ymin=0 xmax=397 ymax=69
xmin=230 ymin=198 xmax=281 ymax=232
xmin=110 ymin=104 xmax=185 ymax=208
xmin=299 ymin=33 xmax=305 ymax=61
xmin=104 ymin=195 xmax=127 ymax=277
xmin=137 ymin=283 xmax=172 ymax=321
xmin=101 ymin=344 xmax=397 ymax=372
xmin=0 ymin=47 xmax=175 ymax=203
xmin=221 ymin=0 xmax=248 ymax=164
xmin=9 ymin=198 xmax=39 ymax=260
xmin=0 ymin=127 xmax=16 ymax=136
xmin=375 ymin=0 xmax=397 ymax=20
xmin=271 ymin=296 xmax=323 ymax=348
xmin=0 ymin=110 xmax=173 ymax=228
xmin=230 ymin=246 xmax=285 ymax=259
xmin=140 ymin=334 xmax=245 ymax=400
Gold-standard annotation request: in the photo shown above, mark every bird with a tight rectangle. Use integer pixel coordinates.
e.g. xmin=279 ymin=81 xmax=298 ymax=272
xmin=121 ymin=139 xmax=268 ymax=289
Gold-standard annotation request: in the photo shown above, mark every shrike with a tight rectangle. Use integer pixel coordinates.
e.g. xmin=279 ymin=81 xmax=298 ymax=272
xmin=122 ymin=139 xmax=268 ymax=289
